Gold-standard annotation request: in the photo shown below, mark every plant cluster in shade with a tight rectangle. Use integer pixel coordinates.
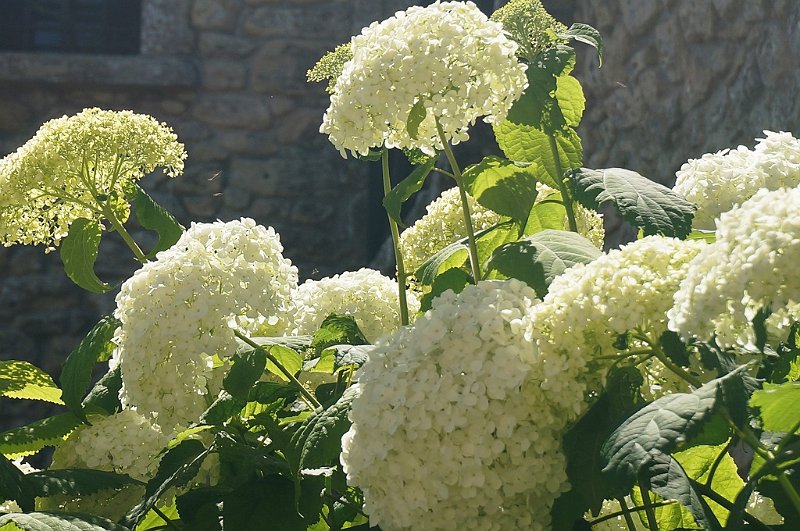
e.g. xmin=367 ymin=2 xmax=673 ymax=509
xmin=320 ymin=1 xmax=527 ymax=157
xmin=0 ymin=108 xmax=185 ymax=249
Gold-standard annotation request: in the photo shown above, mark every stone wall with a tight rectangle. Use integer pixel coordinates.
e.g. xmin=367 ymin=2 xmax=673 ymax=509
xmin=1 ymin=0 xmax=799 ymax=429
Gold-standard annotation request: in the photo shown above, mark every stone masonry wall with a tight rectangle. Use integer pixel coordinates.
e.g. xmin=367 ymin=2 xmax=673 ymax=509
xmin=1 ymin=0 xmax=799 ymax=430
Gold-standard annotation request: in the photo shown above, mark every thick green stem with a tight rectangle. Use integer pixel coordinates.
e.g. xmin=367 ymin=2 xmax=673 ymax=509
xmin=151 ymin=505 xmax=181 ymax=530
xmin=778 ymin=474 xmax=800 ymax=520
xmin=616 ymin=497 xmax=639 ymax=531
xmin=643 ymin=332 xmax=703 ymax=389
xmin=101 ymin=202 xmax=148 ymax=263
xmin=638 ymin=479 xmax=660 ymax=531
xmin=435 ymin=120 xmax=481 ymax=282
xmin=234 ymin=330 xmax=322 ymax=410
xmin=548 ymin=134 xmax=579 ymax=233
xmin=381 ymin=149 xmax=410 ymax=326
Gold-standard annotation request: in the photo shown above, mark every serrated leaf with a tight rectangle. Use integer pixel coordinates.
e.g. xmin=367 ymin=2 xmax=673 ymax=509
xmin=80 ymin=366 xmax=121 ymax=415
xmin=222 ymin=476 xmax=306 ymax=531
xmin=175 ymin=487 xmax=224 ymax=531
xmin=59 ymin=218 xmax=110 ymax=293
xmin=0 ymin=453 xmax=34 ymax=512
xmin=322 ymin=345 xmax=373 ymax=371
xmin=27 ymin=469 xmax=141 ymax=498
xmin=291 ymin=387 xmax=356 ymax=471
xmin=555 ymin=75 xmax=585 ymax=127
xmin=0 ymin=361 xmax=63 ymax=405
xmin=223 ymin=349 xmax=267 ymax=401
xmin=660 ymin=330 xmax=691 ymax=367
xmin=751 ymin=382 xmax=800 ymax=434
xmin=674 ymin=443 xmax=744 ymax=525
xmin=249 ymin=381 xmax=298 ymax=404
xmin=0 ymin=512 xmax=129 ymax=531
xmin=462 ymin=156 xmax=540 ymax=226
xmin=382 ymin=158 xmax=436 ymax=227
xmin=601 ymin=371 xmax=744 ymax=490
xmin=135 ymin=499 xmax=180 ymax=531
xmin=132 ymin=184 xmax=184 ymax=259
xmin=60 ymin=316 xmax=120 ymax=422
xmin=406 ymin=100 xmax=427 ymax=140
xmin=0 ymin=413 xmax=82 ymax=459
xmin=265 ymin=346 xmax=304 ymax=382
xmin=506 ymin=46 xmax=575 ymax=131
xmin=570 ymin=167 xmax=696 ymax=238
xmin=486 ymin=229 xmax=600 ymax=297
xmin=311 ymin=315 xmax=369 ymax=353
xmin=419 ymin=267 xmax=472 ymax=313
xmin=523 ymin=195 xmax=567 ymax=235
xmin=561 ymin=23 xmax=604 ymax=65
xmin=200 ymin=391 xmax=245 ymax=426
xmin=493 ymin=123 xmax=582 ymax=190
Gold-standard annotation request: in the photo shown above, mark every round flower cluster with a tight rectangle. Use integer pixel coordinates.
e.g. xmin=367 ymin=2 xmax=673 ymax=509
xmin=532 ymin=236 xmax=703 ymax=405
xmin=111 ymin=218 xmax=298 ymax=431
xmin=673 ymin=131 xmax=800 ymax=230
xmin=290 ymin=268 xmax=420 ymax=342
xmin=50 ymin=410 xmax=168 ymax=481
xmin=490 ymin=0 xmax=567 ymax=62
xmin=342 ymin=280 xmax=569 ymax=531
xmin=399 ymin=187 xmax=503 ymax=277
xmin=320 ymin=1 xmax=528 ymax=156
xmin=669 ymin=187 xmax=800 ymax=348
xmin=0 ymin=108 xmax=186 ymax=250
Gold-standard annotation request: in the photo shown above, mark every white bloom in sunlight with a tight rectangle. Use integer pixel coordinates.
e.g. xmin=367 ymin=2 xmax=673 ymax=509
xmin=321 ymin=1 xmax=527 ymax=156
xmin=342 ymin=280 xmax=571 ymax=531
xmin=111 ymin=218 xmax=298 ymax=432
xmin=669 ymin=187 xmax=800 ymax=348
xmin=291 ymin=268 xmax=420 ymax=342
xmin=673 ymin=131 xmax=800 ymax=230
xmin=532 ymin=236 xmax=703 ymax=404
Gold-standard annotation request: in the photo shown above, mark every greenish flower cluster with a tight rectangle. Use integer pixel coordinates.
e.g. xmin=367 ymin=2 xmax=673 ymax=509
xmin=307 ymin=42 xmax=353 ymax=94
xmin=0 ymin=107 xmax=186 ymax=250
xmin=491 ymin=0 xmax=568 ymax=62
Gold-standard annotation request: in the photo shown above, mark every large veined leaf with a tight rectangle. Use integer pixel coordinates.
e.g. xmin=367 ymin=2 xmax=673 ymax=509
xmin=132 ymin=184 xmax=184 ymax=259
xmin=419 ymin=267 xmax=472 ymax=313
xmin=59 ymin=218 xmax=110 ymax=293
xmin=569 ymin=167 xmax=696 ymax=238
xmin=26 ymin=469 xmax=141 ymax=498
xmin=382 ymin=157 xmax=436 ymax=227
xmin=485 ymin=229 xmax=600 ymax=297
xmin=560 ymin=23 xmax=604 ymax=65
xmin=406 ymin=99 xmax=427 ymax=140
xmin=59 ymin=316 xmax=120 ymax=423
xmin=0 ymin=453 xmax=34 ymax=512
xmin=555 ymin=75 xmax=585 ymax=127
xmin=523 ymin=194 xmax=567 ymax=235
xmin=310 ymin=315 xmax=369 ymax=353
xmin=81 ymin=366 xmax=122 ymax=415
xmin=290 ymin=386 xmax=357 ymax=471
xmin=0 ymin=361 xmax=63 ymax=405
xmin=0 ymin=512 xmax=128 ymax=531
xmin=462 ymin=156 xmax=540 ymax=226
xmin=265 ymin=346 xmax=304 ymax=383
xmin=222 ymin=476 xmax=307 ymax=531
xmin=0 ymin=413 xmax=82 ymax=459
xmin=223 ymin=349 xmax=267 ymax=401
xmin=750 ymin=382 xmax=800 ymax=433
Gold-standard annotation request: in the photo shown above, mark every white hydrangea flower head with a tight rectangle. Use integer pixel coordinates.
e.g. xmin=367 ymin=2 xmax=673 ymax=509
xmin=400 ymin=187 xmax=503 ymax=277
xmin=673 ymin=131 xmax=800 ymax=230
xmin=669 ymin=187 xmax=800 ymax=348
xmin=532 ymin=236 xmax=703 ymax=405
xmin=342 ymin=280 xmax=572 ymax=531
xmin=111 ymin=218 xmax=298 ymax=431
xmin=50 ymin=410 xmax=168 ymax=481
xmin=321 ymin=1 xmax=528 ymax=156
xmin=290 ymin=268 xmax=420 ymax=342
xmin=0 ymin=107 xmax=186 ymax=250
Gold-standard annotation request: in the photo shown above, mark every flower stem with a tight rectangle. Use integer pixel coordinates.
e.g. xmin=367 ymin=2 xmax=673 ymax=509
xmin=234 ymin=330 xmax=322 ymax=410
xmin=616 ymin=497 xmax=639 ymax=531
xmin=381 ymin=149 xmax=410 ymax=326
xmin=435 ymin=119 xmax=481 ymax=282
xmin=101 ymin=202 xmax=148 ymax=263
xmin=638 ymin=478 xmax=660 ymax=531
xmin=779 ymin=473 xmax=800 ymax=520
xmin=548 ymin=134 xmax=578 ymax=233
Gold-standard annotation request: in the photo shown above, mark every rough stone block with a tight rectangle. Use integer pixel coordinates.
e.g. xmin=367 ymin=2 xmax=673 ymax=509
xmin=197 ymin=32 xmax=259 ymax=59
xmin=191 ymin=0 xmax=242 ymax=31
xmin=192 ymin=94 xmax=272 ymax=128
xmin=202 ymin=60 xmax=248 ymax=90
xmin=242 ymin=4 xmax=353 ymax=39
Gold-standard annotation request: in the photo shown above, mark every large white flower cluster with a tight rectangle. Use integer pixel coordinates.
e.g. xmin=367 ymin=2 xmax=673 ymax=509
xmin=290 ymin=268 xmax=420 ymax=342
xmin=321 ymin=1 xmax=527 ymax=156
xmin=532 ymin=236 xmax=703 ymax=404
xmin=342 ymin=280 xmax=569 ymax=531
xmin=111 ymin=218 xmax=298 ymax=431
xmin=669 ymin=187 xmax=800 ymax=347
xmin=673 ymin=131 xmax=800 ymax=230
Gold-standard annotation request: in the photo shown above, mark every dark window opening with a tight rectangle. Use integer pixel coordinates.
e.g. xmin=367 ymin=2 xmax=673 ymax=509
xmin=0 ymin=0 xmax=141 ymax=55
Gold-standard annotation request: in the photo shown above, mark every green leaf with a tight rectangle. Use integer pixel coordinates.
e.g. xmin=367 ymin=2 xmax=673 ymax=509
xmin=493 ymin=123 xmax=582 ymax=190
xmin=265 ymin=346 xmax=304 ymax=382
xmin=660 ymin=330 xmax=691 ymax=367
xmin=486 ymin=229 xmax=601 ymax=297
xmin=419 ymin=267 xmax=472 ymax=313
xmin=59 ymin=316 xmax=120 ymax=422
xmin=249 ymin=381 xmax=298 ymax=405
xmin=561 ymin=23 xmax=604 ymax=66
xmin=751 ymin=382 xmax=800 ymax=433
xmin=0 ymin=413 xmax=82 ymax=459
xmin=0 ymin=361 xmax=63 ymax=404
xmin=462 ymin=156 xmax=540 ymax=226
xmin=0 ymin=453 xmax=34 ymax=512
xmin=123 ymin=439 xmax=210 ymax=528
xmin=506 ymin=46 xmax=575 ymax=131
xmin=132 ymin=184 xmax=184 ymax=259
xmin=323 ymin=345 xmax=373 ymax=371
xmin=224 ymin=349 xmax=267 ymax=401
xmin=59 ymin=218 xmax=110 ymax=293
xmin=311 ymin=315 xmax=369 ymax=353
xmin=687 ymin=229 xmax=716 ymax=243
xmin=27 ymin=469 xmax=141 ymax=498
xmin=523 ymin=195 xmax=567 ymax=235
xmin=382 ymin=158 xmax=436 ymax=227
xmin=291 ymin=387 xmax=356 ymax=471
xmin=135 ymin=500 xmax=180 ymax=531
xmin=0 ymin=512 xmax=129 ymax=531
xmin=175 ymin=487 xmax=224 ymax=531
xmin=222 ymin=476 xmax=306 ymax=531
xmin=81 ymin=366 xmax=122 ymax=415
xmin=555 ymin=75 xmax=585 ymax=128
xmin=601 ymin=371 xmax=744 ymax=490
xmin=569 ymin=167 xmax=696 ymax=238
xmin=406 ymin=99 xmax=427 ymax=140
